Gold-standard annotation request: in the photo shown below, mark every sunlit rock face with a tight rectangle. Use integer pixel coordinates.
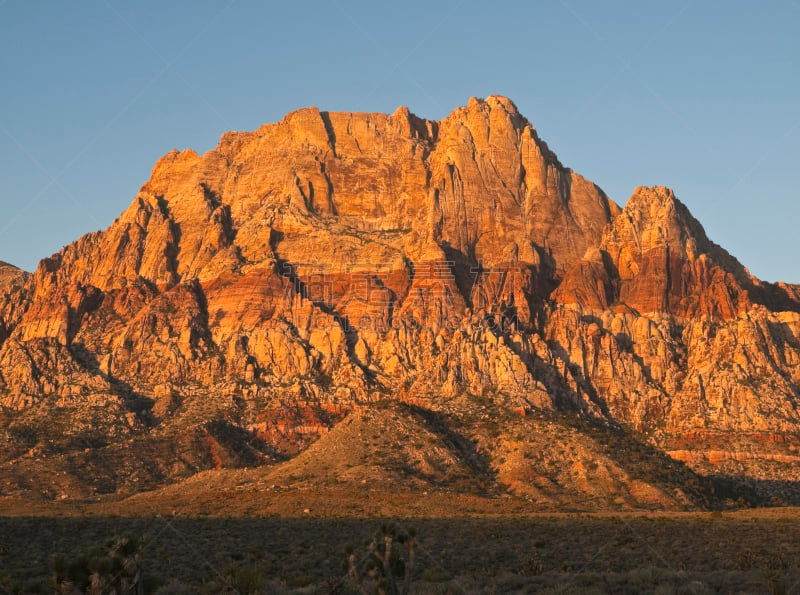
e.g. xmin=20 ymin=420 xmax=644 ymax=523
xmin=3 ymin=96 xmax=800 ymax=499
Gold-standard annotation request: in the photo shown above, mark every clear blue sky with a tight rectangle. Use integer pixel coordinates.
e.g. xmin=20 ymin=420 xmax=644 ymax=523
xmin=1 ymin=1 xmax=798 ymax=282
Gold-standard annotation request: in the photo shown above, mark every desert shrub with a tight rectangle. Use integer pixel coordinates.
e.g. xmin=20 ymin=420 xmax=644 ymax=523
xmin=763 ymin=569 xmax=788 ymax=595
xmin=284 ymin=573 xmax=313 ymax=588
xmin=198 ymin=560 xmax=267 ymax=594
xmin=518 ymin=554 xmax=545 ymax=576
xmin=51 ymin=532 xmax=153 ymax=594
xmin=223 ymin=562 xmax=266 ymax=593
xmin=421 ymin=567 xmax=452 ymax=582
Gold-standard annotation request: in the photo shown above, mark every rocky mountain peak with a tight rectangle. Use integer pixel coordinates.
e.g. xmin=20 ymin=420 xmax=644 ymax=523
xmin=3 ymin=98 xmax=800 ymax=508
xmin=607 ymin=185 xmax=709 ymax=259
xmin=0 ymin=261 xmax=28 ymax=285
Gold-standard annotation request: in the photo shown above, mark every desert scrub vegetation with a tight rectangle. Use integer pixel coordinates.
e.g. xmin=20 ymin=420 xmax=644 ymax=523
xmin=48 ymin=532 xmax=155 ymax=594
xmin=2 ymin=514 xmax=800 ymax=593
xmin=344 ymin=522 xmax=417 ymax=594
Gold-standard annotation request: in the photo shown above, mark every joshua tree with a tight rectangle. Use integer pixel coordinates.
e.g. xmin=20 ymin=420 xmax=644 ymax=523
xmin=51 ymin=532 xmax=147 ymax=595
xmin=347 ymin=523 xmax=416 ymax=595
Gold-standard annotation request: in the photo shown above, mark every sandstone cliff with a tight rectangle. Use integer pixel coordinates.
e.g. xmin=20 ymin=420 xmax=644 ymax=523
xmin=1 ymin=97 xmax=799 ymax=506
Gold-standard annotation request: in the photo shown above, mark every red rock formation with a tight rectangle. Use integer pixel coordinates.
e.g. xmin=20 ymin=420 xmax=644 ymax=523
xmin=555 ymin=186 xmax=771 ymax=319
xmin=3 ymin=98 xmax=800 ymax=500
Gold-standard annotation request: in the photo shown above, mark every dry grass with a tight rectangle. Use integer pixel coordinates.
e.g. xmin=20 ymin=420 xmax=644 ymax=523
xmin=2 ymin=501 xmax=800 ymax=593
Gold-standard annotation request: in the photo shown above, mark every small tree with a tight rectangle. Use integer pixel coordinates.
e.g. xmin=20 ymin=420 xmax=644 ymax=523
xmin=51 ymin=532 xmax=148 ymax=595
xmin=346 ymin=523 xmax=416 ymax=595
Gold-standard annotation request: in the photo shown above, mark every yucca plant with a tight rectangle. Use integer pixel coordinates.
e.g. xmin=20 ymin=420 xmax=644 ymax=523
xmin=347 ymin=523 xmax=417 ymax=595
xmin=51 ymin=532 xmax=148 ymax=595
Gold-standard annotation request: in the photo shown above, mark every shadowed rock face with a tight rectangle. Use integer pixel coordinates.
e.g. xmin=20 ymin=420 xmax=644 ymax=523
xmin=2 ymin=97 xmax=800 ymax=502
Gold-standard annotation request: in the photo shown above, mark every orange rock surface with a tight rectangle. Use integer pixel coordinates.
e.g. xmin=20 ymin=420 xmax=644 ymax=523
xmin=3 ymin=97 xmax=800 ymax=499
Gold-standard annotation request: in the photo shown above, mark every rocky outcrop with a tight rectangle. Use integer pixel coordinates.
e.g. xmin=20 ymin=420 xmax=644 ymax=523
xmin=2 ymin=97 xmax=800 ymax=503
xmin=0 ymin=262 xmax=31 ymax=345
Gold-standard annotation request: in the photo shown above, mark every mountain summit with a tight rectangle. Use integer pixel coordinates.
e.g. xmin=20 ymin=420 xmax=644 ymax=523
xmin=2 ymin=97 xmax=800 ymax=508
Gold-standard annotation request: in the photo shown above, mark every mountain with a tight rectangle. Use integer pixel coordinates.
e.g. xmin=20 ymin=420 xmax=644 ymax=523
xmin=2 ymin=96 xmax=800 ymax=509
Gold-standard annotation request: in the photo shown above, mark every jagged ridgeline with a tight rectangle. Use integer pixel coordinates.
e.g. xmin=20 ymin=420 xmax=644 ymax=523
xmin=2 ymin=96 xmax=800 ymax=508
